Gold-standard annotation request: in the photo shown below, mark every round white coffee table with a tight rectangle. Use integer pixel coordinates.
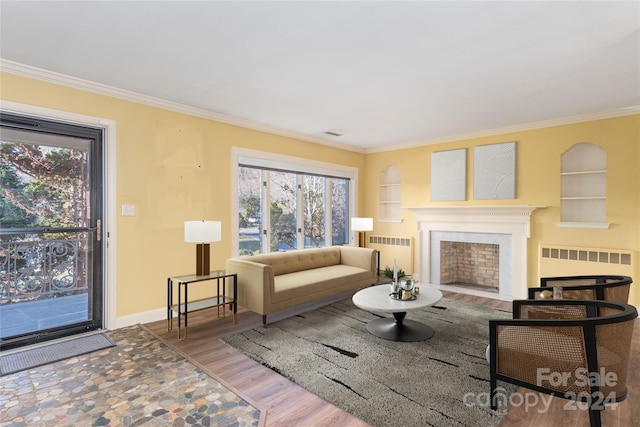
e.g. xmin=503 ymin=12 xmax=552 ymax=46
xmin=352 ymin=284 xmax=443 ymax=342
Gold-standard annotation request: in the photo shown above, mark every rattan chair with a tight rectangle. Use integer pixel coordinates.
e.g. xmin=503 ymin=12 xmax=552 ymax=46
xmin=529 ymin=275 xmax=632 ymax=304
xmin=489 ymin=299 xmax=637 ymax=427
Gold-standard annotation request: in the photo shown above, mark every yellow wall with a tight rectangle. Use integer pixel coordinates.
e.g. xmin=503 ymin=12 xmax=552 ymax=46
xmin=0 ymin=72 xmax=366 ymax=318
xmin=365 ymin=115 xmax=640 ymax=305
xmin=2 ymin=71 xmax=639 ymax=317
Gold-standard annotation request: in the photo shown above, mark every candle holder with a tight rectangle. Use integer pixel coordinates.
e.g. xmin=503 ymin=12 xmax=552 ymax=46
xmin=390 ymin=279 xmax=400 ymax=296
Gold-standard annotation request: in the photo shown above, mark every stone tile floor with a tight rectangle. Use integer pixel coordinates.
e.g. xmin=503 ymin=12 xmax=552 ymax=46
xmin=0 ymin=325 xmax=261 ymax=426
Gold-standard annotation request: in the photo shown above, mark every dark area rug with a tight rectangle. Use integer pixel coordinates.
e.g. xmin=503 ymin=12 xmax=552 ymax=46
xmin=0 ymin=333 xmax=115 ymax=376
xmin=0 ymin=325 xmax=261 ymax=426
xmin=223 ymin=295 xmax=514 ymax=427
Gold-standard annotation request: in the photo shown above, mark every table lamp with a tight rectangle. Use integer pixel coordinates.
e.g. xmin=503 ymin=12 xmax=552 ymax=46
xmin=351 ymin=217 xmax=373 ymax=248
xmin=184 ymin=220 xmax=221 ymax=276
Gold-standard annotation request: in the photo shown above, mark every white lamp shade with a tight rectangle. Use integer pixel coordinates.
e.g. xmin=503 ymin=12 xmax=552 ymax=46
xmin=351 ymin=217 xmax=373 ymax=232
xmin=184 ymin=220 xmax=221 ymax=243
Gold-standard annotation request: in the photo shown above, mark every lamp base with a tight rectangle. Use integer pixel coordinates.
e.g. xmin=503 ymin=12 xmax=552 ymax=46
xmin=196 ymin=243 xmax=210 ymax=276
xmin=357 ymin=231 xmax=368 ymax=248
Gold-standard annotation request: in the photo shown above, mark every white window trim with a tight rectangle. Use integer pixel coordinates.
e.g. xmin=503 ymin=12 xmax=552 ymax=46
xmin=231 ymin=147 xmax=359 ymax=256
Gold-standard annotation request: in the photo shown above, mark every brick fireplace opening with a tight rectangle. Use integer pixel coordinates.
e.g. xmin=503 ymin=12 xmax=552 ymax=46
xmin=440 ymin=241 xmax=499 ymax=290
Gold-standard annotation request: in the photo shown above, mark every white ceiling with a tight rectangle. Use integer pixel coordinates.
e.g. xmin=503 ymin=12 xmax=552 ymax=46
xmin=1 ymin=1 xmax=639 ymax=152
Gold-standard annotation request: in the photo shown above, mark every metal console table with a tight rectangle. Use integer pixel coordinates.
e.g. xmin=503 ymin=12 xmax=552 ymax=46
xmin=167 ymin=270 xmax=237 ymax=339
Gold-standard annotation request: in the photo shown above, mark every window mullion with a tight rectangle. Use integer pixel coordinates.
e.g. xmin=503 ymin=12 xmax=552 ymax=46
xmin=262 ymin=170 xmax=270 ymax=254
xmin=325 ymin=178 xmax=332 ymax=246
xmin=296 ymin=175 xmax=304 ymax=249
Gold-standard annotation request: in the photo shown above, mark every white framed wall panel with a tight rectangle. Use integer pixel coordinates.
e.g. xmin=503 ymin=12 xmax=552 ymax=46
xmin=431 ymin=148 xmax=466 ymax=201
xmin=474 ymin=141 xmax=516 ymax=200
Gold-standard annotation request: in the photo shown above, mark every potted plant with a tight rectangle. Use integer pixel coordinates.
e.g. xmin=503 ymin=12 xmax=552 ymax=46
xmin=381 ymin=265 xmax=406 ymax=280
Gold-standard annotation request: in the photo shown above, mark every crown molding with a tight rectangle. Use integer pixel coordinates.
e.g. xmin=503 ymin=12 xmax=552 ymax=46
xmin=367 ymin=106 xmax=640 ymax=154
xmin=3 ymin=59 xmax=637 ymax=155
xmin=0 ymin=59 xmax=366 ymax=154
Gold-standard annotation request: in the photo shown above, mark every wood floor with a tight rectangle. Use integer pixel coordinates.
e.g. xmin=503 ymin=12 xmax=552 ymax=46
xmin=143 ymin=290 xmax=640 ymax=427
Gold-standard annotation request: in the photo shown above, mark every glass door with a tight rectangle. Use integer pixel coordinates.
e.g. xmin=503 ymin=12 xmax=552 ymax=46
xmin=0 ymin=113 xmax=104 ymax=350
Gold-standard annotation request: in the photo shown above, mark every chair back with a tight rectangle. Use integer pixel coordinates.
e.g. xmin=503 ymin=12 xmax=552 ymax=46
xmin=490 ymin=299 xmax=637 ymax=423
xmin=530 ymin=275 xmax=632 ymax=304
xmin=594 ymin=309 xmax=636 ymax=397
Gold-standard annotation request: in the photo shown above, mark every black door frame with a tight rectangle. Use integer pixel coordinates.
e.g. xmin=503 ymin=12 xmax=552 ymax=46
xmin=0 ymin=112 xmax=105 ymax=350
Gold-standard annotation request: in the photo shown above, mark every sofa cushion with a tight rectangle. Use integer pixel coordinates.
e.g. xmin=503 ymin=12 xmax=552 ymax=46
xmin=249 ymin=247 xmax=341 ymax=276
xmin=272 ymin=264 xmax=371 ymax=303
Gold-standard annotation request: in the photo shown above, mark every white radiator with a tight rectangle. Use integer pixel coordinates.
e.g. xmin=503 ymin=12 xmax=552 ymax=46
xmin=368 ymin=235 xmax=414 ymax=276
xmin=538 ymin=244 xmax=634 ymax=276
xmin=538 ymin=244 xmax=636 ymax=302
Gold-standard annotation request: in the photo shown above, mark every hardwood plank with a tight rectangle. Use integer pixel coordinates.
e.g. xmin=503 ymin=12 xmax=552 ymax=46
xmin=144 ymin=289 xmax=639 ymax=427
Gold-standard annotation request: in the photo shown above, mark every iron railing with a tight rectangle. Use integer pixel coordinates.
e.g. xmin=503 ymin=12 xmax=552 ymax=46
xmin=0 ymin=231 xmax=90 ymax=304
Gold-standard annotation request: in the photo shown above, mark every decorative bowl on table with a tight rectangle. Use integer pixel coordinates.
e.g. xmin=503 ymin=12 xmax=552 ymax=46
xmin=389 ymin=277 xmax=416 ymax=300
xmin=399 ymin=277 xmax=415 ymax=292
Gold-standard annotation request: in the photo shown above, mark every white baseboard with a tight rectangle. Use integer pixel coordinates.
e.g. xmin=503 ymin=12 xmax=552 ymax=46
xmin=113 ymin=292 xmax=353 ymax=331
xmin=115 ymin=308 xmax=171 ymax=330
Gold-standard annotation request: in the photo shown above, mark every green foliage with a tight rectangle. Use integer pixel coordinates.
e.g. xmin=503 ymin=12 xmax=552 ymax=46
xmin=381 ymin=265 xmax=406 ymax=279
xmin=0 ymin=141 xmax=88 ymax=229
xmin=239 ymin=194 xmax=261 ymax=228
xmin=0 ymin=162 xmax=37 ymax=228
xmin=270 ymin=202 xmax=296 ymax=251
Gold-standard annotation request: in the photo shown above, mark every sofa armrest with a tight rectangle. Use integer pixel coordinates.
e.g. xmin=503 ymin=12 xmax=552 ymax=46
xmin=225 ymin=258 xmax=274 ymax=315
xmin=339 ymin=246 xmax=376 ymax=273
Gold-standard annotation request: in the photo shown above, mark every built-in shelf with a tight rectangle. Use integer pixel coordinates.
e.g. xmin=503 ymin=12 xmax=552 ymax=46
xmin=560 ymin=143 xmax=607 ymax=226
xmin=380 ymin=165 xmax=401 ymax=222
xmin=557 ymin=221 xmax=611 ymax=229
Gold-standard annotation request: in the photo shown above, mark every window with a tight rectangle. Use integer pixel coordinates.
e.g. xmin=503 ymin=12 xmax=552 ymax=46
xmin=233 ymin=149 xmax=355 ymax=256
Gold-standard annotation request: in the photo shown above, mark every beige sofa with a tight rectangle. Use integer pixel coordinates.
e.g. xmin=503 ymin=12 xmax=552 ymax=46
xmin=225 ymin=246 xmax=377 ymax=325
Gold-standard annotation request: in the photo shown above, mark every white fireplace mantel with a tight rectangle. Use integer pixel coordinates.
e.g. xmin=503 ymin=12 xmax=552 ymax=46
xmin=408 ymin=205 xmax=544 ymax=299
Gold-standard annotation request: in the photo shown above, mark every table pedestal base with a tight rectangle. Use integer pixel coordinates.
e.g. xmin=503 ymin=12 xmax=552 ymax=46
xmin=366 ymin=312 xmax=434 ymax=342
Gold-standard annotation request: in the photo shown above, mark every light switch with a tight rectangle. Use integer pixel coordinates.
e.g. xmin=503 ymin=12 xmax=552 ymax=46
xmin=121 ymin=204 xmax=136 ymax=216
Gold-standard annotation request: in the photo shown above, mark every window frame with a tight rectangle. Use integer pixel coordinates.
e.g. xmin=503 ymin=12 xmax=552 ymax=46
xmin=231 ymin=147 xmax=358 ymax=256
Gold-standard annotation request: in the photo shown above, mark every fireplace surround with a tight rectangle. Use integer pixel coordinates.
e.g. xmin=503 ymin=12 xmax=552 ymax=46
xmin=409 ymin=205 xmax=543 ymax=299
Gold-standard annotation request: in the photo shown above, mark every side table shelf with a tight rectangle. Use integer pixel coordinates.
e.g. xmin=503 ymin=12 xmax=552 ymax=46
xmin=167 ymin=270 xmax=238 ymax=340
xmin=170 ymin=296 xmax=234 ymax=314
